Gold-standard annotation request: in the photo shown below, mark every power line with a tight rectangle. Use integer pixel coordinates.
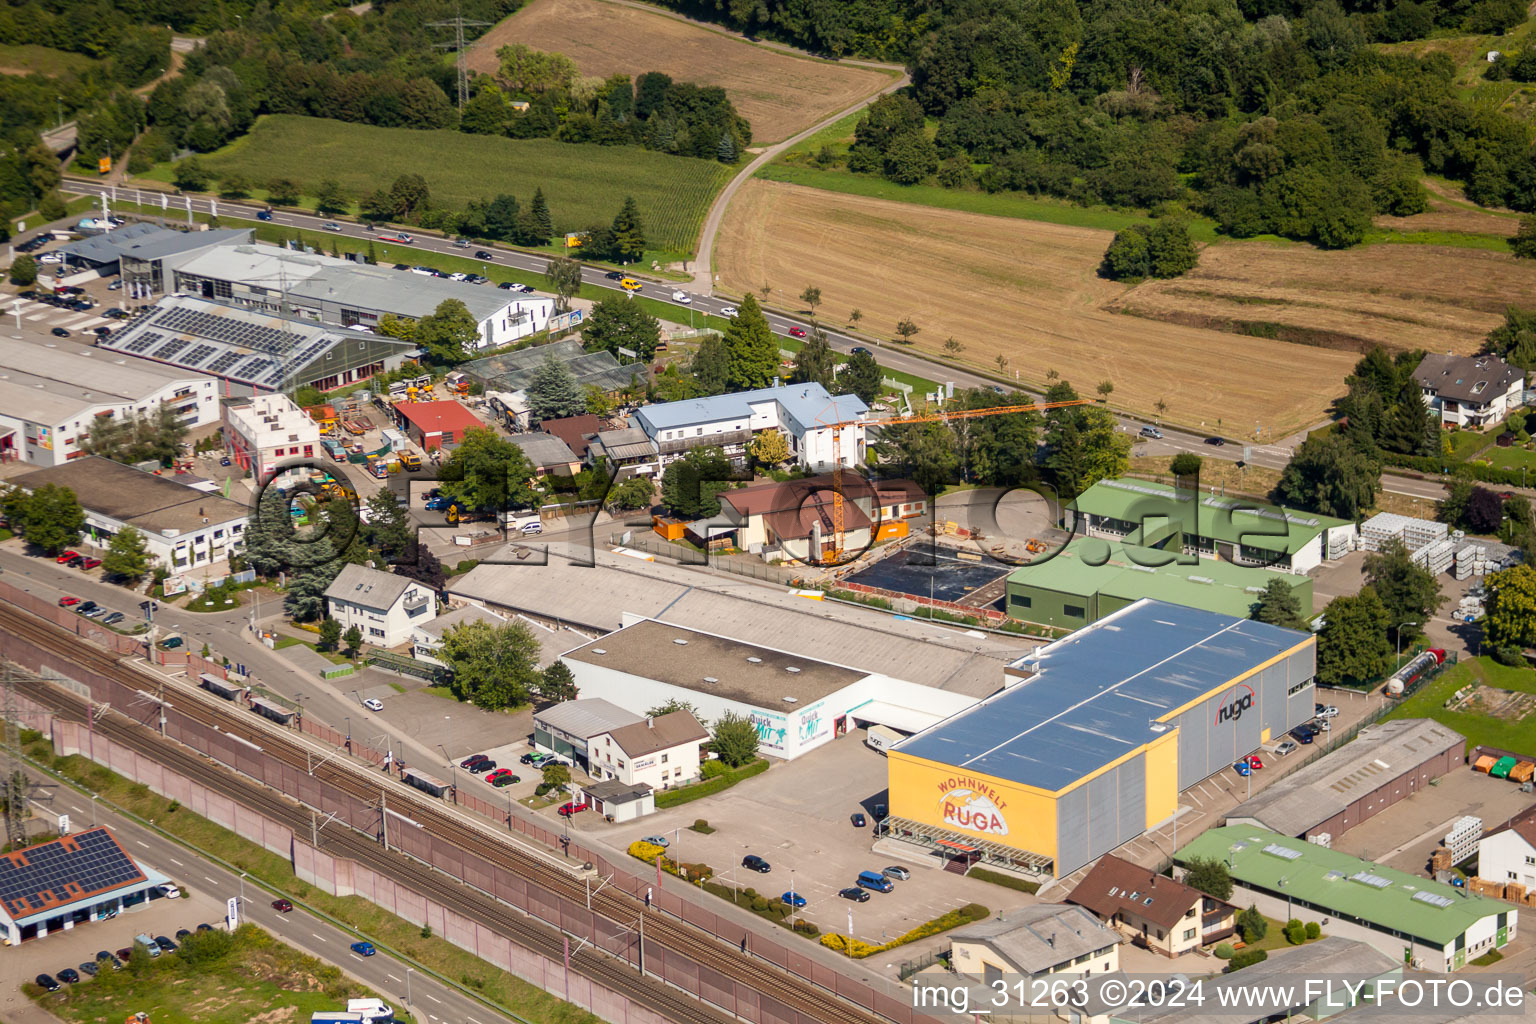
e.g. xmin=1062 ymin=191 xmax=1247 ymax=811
xmin=429 ymin=4 xmax=490 ymax=110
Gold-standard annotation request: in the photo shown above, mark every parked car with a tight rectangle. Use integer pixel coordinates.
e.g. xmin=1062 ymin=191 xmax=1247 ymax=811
xmin=67 ymin=555 xmax=84 ymax=568
xmin=1315 ymin=704 xmax=1339 ymax=718
xmin=175 ymin=929 xmax=192 ymax=940
xmin=322 ymin=221 xmax=343 ymax=232
xmin=850 ymin=812 xmax=867 ymax=827
xmin=84 ymin=606 xmax=110 ymax=618
xmin=154 ymin=936 xmax=177 ymax=954
xmin=362 ymin=698 xmax=384 ymax=712
xmin=75 ymin=601 xmax=98 ymax=615
xmin=425 ymin=497 xmax=450 ymax=511
xmin=35 ymin=974 xmax=59 ymax=992
xmin=448 ymin=272 xmax=469 ymax=282
xmin=197 ymin=923 xmax=213 ymax=932
xmin=134 ymin=935 xmax=160 ymax=957
xmin=108 ymin=279 xmax=122 ymax=290
xmin=873 ymin=802 xmax=888 ymax=820
xmin=1233 ymin=760 xmax=1251 ymax=777
xmin=520 ymin=752 xmax=544 ymax=765
xmin=272 ymin=898 xmax=294 ymax=912
xmin=856 ymin=870 xmax=893 ymax=893
xmin=1245 ymin=755 xmax=1264 ymax=770
xmin=160 ymin=637 xmax=184 ymax=649
xmin=720 ymin=305 xmax=738 ymax=317
xmin=558 ymin=801 xmax=588 ymax=816
xmin=838 ymin=887 xmax=870 ymax=902
xmin=742 ymin=855 xmax=771 ymax=873
xmin=56 ymin=550 xmax=79 ymax=563
xmin=58 ymin=596 xmax=79 ymax=607
xmin=491 ymin=772 xmax=519 ymax=787
xmin=475 ymin=250 xmax=495 ymax=260
xmin=82 ymin=557 xmax=102 ymax=569
xmin=523 ymin=751 xmax=553 ymax=767
xmin=93 ymin=326 xmax=112 ymax=337
xmin=1288 ymin=727 xmax=1315 ymax=745
xmin=468 ymin=759 xmax=497 ymax=774
xmin=1139 ymin=425 xmax=1163 ymax=439
xmin=102 ymin=612 xmax=125 ymax=625
xmin=1311 ymin=716 xmax=1331 ymax=732
xmin=461 ymin=753 xmax=489 ymax=769
xmin=642 ymin=835 xmax=670 ymax=848
xmin=350 ymin=941 xmax=376 ymax=956
xmin=788 ymin=326 xmax=807 ymax=338
xmin=57 ymin=968 xmax=79 ymax=983
xmin=882 ymin=866 xmax=910 ymax=881
xmin=115 ymin=948 xmax=133 ymax=963
xmin=780 ymin=891 xmax=806 ymax=908
xmin=77 ymin=961 xmax=98 ymax=977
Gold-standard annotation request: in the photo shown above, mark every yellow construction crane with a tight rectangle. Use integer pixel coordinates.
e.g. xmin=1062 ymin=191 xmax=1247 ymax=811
xmin=818 ymin=397 xmax=1094 ymax=562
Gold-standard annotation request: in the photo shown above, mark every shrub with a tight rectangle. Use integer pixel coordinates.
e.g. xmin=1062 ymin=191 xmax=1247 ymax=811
xmin=1305 ymin=921 xmax=1321 ymax=940
xmin=690 ymin=818 xmax=716 ymax=834
xmin=750 ymin=896 xmax=771 ymax=913
xmin=700 ymin=760 xmax=729 ymax=779
xmin=1237 ymin=905 xmax=1268 ymax=943
xmin=792 ymin=919 xmax=820 ymax=937
xmin=1284 ymin=919 xmax=1306 ymax=945
xmin=1229 ymin=948 xmax=1269 ymax=972
xmin=1214 ymin=942 xmax=1235 ymax=960
xmin=654 ymin=758 xmax=768 ymax=809
xmin=1492 ymin=644 xmax=1526 ymax=667
xmin=967 ymin=868 xmax=1041 ymax=894
xmin=818 ymin=903 xmax=989 ymax=958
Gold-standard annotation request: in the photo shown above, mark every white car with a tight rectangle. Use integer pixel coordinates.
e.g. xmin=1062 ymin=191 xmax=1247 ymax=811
xmin=1316 ymin=705 xmax=1339 ymax=718
xmin=321 ymin=221 xmax=342 ymax=232
xmin=448 ymin=272 xmax=468 ymax=282
xmin=672 ymin=290 xmax=692 ymax=304
xmin=508 ymin=283 xmax=533 ymax=294
xmin=38 ymin=252 xmax=63 ymax=264
xmin=642 ymin=835 xmax=670 ymax=848
xmin=719 ymin=305 xmax=738 ymax=317
xmin=362 ymin=698 xmax=384 ymax=712
xmin=158 ymin=884 xmax=181 ymax=899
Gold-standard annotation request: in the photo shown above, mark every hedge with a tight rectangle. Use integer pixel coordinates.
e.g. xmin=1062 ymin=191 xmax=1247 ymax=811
xmin=626 ymin=840 xmax=713 ymax=884
xmin=1381 ymin=450 xmax=1530 ymax=487
xmin=967 ymin=868 xmax=1040 ymax=894
xmin=655 ymin=759 xmax=769 ymax=809
xmin=820 ymin=903 xmax=989 ymax=959
xmin=1228 ymin=948 xmax=1269 ymax=972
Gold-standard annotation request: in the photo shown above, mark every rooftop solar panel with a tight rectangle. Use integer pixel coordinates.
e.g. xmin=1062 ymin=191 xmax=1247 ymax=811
xmin=153 ymin=338 xmax=190 ymax=359
xmin=123 ymin=331 xmax=164 ymax=354
xmin=182 ymin=344 xmax=217 ymax=367
xmin=0 ymin=829 xmax=146 ymax=918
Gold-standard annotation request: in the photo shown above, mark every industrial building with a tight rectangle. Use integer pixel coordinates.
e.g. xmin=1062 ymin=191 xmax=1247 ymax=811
xmin=12 ymin=457 xmax=249 ymax=571
xmin=1004 ymin=536 xmax=1314 ymax=629
xmin=558 ymin=618 xmax=979 ymax=760
xmin=57 ymin=224 xmax=252 ymax=279
xmin=98 ymin=295 xmax=416 ymax=395
xmin=462 ymin=338 xmax=638 ymax=400
xmin=948 ymin=903 xmax=1121 ymax=981
xmin=887 ymin=599 xmax=1316 ymax=879
xmin=387 ymin=400 xmax=487 ymax=452
xmin=222 ymin=393 xmax=323 ymax=481
xmin=1226 ymin=718 xmax=1464 ymax=842
xmin=1175 ymin=825 xmax=1515 ymax=971
xmin=170 ymin=244 xmax=553 ymax=351
xmin=1069 ymin=478 xmax=1357 ymax=574
xmin=631 ymin=383 xmax=867 ymax=474
xmin=0 ymin=828 xmax=173 ymax=946
xmin=0 ymin=336 xmax=218 ymax=466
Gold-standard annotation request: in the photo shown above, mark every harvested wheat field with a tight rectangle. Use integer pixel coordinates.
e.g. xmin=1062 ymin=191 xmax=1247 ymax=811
xmin=717 ymin=179 xmax=1359 ymax=437
xmin=465 ymin=0 xmax=893 ymax=144
xmin=1118 ymin=239 xmax=1536 ymax=358
xmin=1372 ymin=179 xmax=1521 ymax=236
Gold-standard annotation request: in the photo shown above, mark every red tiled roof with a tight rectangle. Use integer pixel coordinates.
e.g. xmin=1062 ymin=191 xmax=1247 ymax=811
xmin=394 ymin=400 xmax=485 ymax=436
xmin=1067 ymin=854 xmax=1211 ymax=930
xmin=541 ymin=414 xmax=601 ymax=459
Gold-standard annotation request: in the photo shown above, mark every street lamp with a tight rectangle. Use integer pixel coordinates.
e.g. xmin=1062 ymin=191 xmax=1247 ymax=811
xmin=1396 ymin=621 xmax=1420 ymax=662
xmin=405 ymin=967 xmax=414 ymax=1007
xmin=344 ymin=715 xmax=351 ymax=752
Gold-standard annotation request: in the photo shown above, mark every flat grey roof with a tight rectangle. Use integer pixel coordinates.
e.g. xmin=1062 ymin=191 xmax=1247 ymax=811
xmin=447 ymin=557 xmax=1011 ymax=699
xmin=417 ymin=603 xmax=504 ymax=639
xmin=510 ymin=432 xmax=579 ymax=468
xmin=57 ymin=222 xmax=161 ymax=263
xmin=534 ymin=698 xmax=642 ymax=739
xmin=562 ymin=619 xmax=869 ymax=706
xmin=116 ymin=227 xmax=253 ymax=262
xmin=1226 ymin=718 xmax=1464 ymax=837
xmin=0 ymin=337 xmax=211 ymax=423
xmin=13 ymin=456 xmax=248 ymax=535
xmin=289 ymin=266 xmax=519 ymax=322
xmin=895 ymin=600 xmax=1312 ymax=792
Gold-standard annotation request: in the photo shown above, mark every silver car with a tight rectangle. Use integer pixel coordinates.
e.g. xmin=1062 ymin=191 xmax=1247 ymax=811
xmin=1274 ymin=740 xmax=1298 ymax=756
xmin=883 ymin=866 xmax=910 ymax=881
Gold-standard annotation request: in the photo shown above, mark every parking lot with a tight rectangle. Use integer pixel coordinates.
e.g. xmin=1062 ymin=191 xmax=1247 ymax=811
xmin=591 ymin=732 xmax=1030 ymax=945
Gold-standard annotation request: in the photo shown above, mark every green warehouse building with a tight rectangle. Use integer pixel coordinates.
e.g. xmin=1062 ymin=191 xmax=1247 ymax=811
xmin=1005 ymin=537 xmax=1313 ymax=630
xmin=1175 ymin=825 xmax=1515 ymax=972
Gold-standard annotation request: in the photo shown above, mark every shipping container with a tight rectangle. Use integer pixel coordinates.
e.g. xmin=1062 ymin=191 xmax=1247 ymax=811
xmin=1491 ymin=756 xmax=1518 ymax=779
xmin=1511 ymin=762 xmax=1535 ymax=784
xmin=1474 ymin=754 xmax=1498 ymax=774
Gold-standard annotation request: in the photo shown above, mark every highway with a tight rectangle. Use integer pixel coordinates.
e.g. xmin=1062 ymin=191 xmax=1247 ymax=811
xmin=16 ymin=766 xmax=520 ymax=1024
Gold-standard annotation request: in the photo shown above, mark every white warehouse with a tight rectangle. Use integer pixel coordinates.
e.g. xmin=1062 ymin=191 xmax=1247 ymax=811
xmin=557 ymin=619 xmax=978 ymax=760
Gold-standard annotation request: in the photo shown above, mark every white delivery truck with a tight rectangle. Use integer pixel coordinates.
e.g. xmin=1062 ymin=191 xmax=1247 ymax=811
xmin=865 ymin=725 xmax=904 ymax=754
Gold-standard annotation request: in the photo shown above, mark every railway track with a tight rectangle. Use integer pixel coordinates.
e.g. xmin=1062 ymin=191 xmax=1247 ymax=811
xmin=1 ymin=603 xmax=896 ymax=1024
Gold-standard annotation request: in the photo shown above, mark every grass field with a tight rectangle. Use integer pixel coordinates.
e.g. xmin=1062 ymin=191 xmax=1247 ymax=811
xmin=177 ymin=114 xmax=734 ymax=256
xmin=716 ymin=178 xmax=1358 ymax=435
xmin=29 ymin=925 xmax=405 ymax=1024
xmin=466 ymin=0 xmax=893 ymax=145
xmin=1378 ymin=22 xmax=1536 ymax=121
xmin=1383 ymin=656 xmax=1536 ymax=754
xmin=0 ymin=42 xmax=98 ymax=76
xmin=1482 ymin=446 xmax=1536 ymax=474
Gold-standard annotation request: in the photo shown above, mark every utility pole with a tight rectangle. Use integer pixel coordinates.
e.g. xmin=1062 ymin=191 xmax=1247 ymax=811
xmin=429 ymin=4 xmax=489 ymax=109
xmin=2 ymin=671 xmax=28 ymax=849
xmin=380 ymin=789 xmax=389 ymax=851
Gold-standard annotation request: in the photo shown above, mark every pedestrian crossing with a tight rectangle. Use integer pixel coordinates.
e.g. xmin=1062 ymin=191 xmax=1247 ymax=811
xmin=5 ymin=298 xmax=115 ymax=333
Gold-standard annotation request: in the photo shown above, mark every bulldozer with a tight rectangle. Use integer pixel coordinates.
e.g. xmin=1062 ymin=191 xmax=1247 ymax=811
xmin=1025 ymin=538 xmax=1047 ymax=554
xmin=126 ymin=1014 xmax=152 ymax=1024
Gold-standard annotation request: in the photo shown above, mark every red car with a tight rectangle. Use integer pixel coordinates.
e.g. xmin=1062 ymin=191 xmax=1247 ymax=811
xmin=58 ymin=596 xmax=79 ymax=607
xmin=485 ymin=768 xmax=513 ymax=783
xmin=1245 ymin=755 xmax=1264 ymax=770
xmin=56 ymin=550 xmax=80 ymax=563
xmin=271 ymin=898 xmax=293 ymax=912
xmin=558 ymin=801 xmax=589 ymax=817
xmin=81 ymin=557 xmax=102 ymax=570
xmin=788 ymin=326 xmax=807 ymax=338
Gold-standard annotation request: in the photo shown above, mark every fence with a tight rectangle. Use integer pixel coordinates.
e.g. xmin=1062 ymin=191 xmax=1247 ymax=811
xmin=365 ymin=649 xmax=448 ymax=683
xmin=607 ymin=531 xmax=804 ymax=584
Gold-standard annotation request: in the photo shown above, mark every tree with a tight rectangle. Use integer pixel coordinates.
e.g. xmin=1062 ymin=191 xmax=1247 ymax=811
xmin=342 ymin=624 xmax=363 ymax=658
xmin=266 ymin=177 xmax=302 ymax=206
xmin=83 ymin=406 xmax=187 ymax=466
xmin=723 ymin=294 xmax=780 ymax=390
xmin=218 ymin=173 xmax=251 ymax=199
xmin=389 ymin=174 xmax=431 ymax=220
xmin=1483 ymin=308 xmax=1536 ymax=372
xmin=173 ymin=156 xmax=210 ymax=192
xmin=791 ymin=333 xmax=836 ymax=390
xmin=314 ymin=179 xmax=349 ymax=215
xmin=538 ymin=660 xmax=579 ymax=702
xmin=1363 ymin=539 xmax=1445 ymax=644
xmin=711 ymin=711 xmax=760 ymax=767
xmin=1183 ymin=857 xmax=1233 ymax=902
xmin=1044 ymin=396 xmax=1131 ymax=499
xmin=1277 ymin=434 xmax=1380 ymax=518
xmin=318 ymin=617 xmax=342 ymax=652
xmin=647 ymin=697 xmax=704 ymax=725
xmin=528 ymin=353 xmax=587 ymax=421
xmin=610 ymin=196 xmax=646 ymax=263
xmin=1465 ymin=486 xmax=1506 ymax=534
xmin=414 ymin=299 xmax=480 ymax=364
xmin=1169 ymin=452 xmax=1202 ymax=477
xmin=366 ymin=241 xmax=378 ymax=265
xmin=661 ymin=446 xmax=733 ymax=518
xmin=943 ymin=337 xmax=963 ymax=356
xmin=364 ymin=488 xmax=411 ymax=560
xmin=1485 ymin=564 xmax=1536 ymax=649
xmin=690 ymin=335 xmax=731 ymax=395
xmin=1316 ymin=586 xmax=1394 ymax=687
xmin=607 ymin=476 xmax=654 ymax=511
xmin=583 ymin=296 xmax=661 ymax=360
xmin=882 ymin=130 xmax=939 ymax=184
xmin=13 ymin=483 xmax=84 ymax=555
xmin=541 ymin=761 xmax=572 ymax=791
xmin=1099 ymin=228 xmax=1151 ymax=280
xmin=1237 ymin=905 xmax=1268 ymax=944
xmin=545 ymin=256 xmax=582 ymax=312
xmin=8 ymin=254 xmax=36 ymax=286
xmin=838 ymin=349 xmax=883 ymax=406
xmin=440 ymin=618 xmax=542 ymax=711
xmin=1096 ymin=380 xmax=1114 ymax=402
xmin=874 ymin=421 xmax=958 ymax=494
xmin=848 ymin=308 xmax=863 ymax=328
xmin=1148 ymin=220 xmax=1198 ymax=278
xmin=799 ymin=286 xmax=822 ymax=318
xmin=531 ymin=187 xmax=552 ymax=239
xmin=439 ymin=427 xmax=536 ymax=514
xmin=101 ymin=526 xmax=151 ymax=582
xmin=244 ymin=487 xmax=299 ymax=578
xmin=717 ymin=131 xmax=737 ymax=163
xmin=1252 ymin=579 xmax=1307 ymax=630
xmin=749 ymin=430 xmax=791 ymax=467
xmin=1515 ymin=216 xmax=1536 ymax=260
xmin=894 ymin=318 xmax=920 ymax=345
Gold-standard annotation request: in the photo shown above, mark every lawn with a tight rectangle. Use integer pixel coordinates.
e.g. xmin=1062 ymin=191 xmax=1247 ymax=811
xmin=21 ymin=734 xmax=604 ymax=1024
xmin=0 ymin=42 xmax=99 ymax=76
xmin=1481 ymin=446 xmax=1536 ymax=476
xmin=1382 ymin=656 xmax=1536 ymax=755
xmin=154 ymin=114 xmax=734 ymax=257
xmin=29 ymin=925 xmax=406 ymax=1024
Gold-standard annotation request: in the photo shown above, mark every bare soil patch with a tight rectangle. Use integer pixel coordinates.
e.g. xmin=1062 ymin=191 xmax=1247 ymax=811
xmin=466 ymin=0 xmax=891 ymax=144
xmin=716 ymin=179 xmax=1359 ymax=436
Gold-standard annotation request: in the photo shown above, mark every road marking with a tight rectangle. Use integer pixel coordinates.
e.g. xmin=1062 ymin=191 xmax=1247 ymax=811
xmin=136 ymin=841 xmax=149 ymax=848
xmin=170 ymin=858 xmax=183 ymax=867
xmin=312 ymin=932 xmax=327 ymax=941
xmin=467 ymin=1017 xmax=483 ymax=1024
xmin=425 ymin=994 xmax=442 ymax=1004
xmin=387 ymin=973 xmax=401 ymax=983
xmin=204 ymin=876 xmax=218 ymax=884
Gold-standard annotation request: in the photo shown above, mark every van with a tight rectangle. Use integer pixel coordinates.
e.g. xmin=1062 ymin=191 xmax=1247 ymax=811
xmin=134 ymin=933 xmax=160 ymax=957
xmin=856 ymin=870 xmax=893 ymax=893
xmin=865 ymin=725 xmax=903 ymax=754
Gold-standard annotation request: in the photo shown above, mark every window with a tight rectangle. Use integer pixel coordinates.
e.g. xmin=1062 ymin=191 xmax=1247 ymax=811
xmin=368 ymin=627 xmax=385 ymax=638
xmin=1063 ymin=604 xmax=1086 ymax=618
xmin=661 ymin=753 xmax=669 ymax=764
xmin=1525 ymin=856 xmax=1534 ymax=866
xmin=618 ymin=761 xmax=625 ymax=769
xmin=214 ymin=280 xmax=232 ymax=299
xmin=1288 ymin=677 xmax=1312 ymax=696
xmin=1183 ymin=928 xmax=1196 ymax=941
xmin=304 ymin=446 xmax=313 ymax=457
xmin=696 ymin=427 xmax=704 ymax=436
xmin=1012 ymin=595 xmax=1033 ymax=609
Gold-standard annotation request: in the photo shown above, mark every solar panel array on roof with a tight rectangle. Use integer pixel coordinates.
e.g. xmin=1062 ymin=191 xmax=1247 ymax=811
xmin=204 ymin=350 xmax=246 ymax=375
xmin=153 ymin=337 xmax=190 ymax=360
xmin=182 ymin=343 xmax=216 ymax=367
xmin=123 ymin=331 xmax=163 ymax=354
xmin=0 ymin=828 xmax=146 ymax=918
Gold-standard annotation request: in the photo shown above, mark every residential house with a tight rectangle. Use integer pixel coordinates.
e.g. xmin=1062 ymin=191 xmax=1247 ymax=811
xmin=587 ymin=711 xmax=709 ymax=791
xmin=1067 ymin=854 xmax=1235 ymax=956
xmin=324 ymin=564 xmax=437 ymax=647
xmin=410 ymin=603 xmax=507 ymax=668
xmin=631 ymin=383 xmax=867 ymax=475
xmin=588 ymin=426 xmax=654 ymax=475
xmin=706 ymin=476 xmax=874 ymax=563
xmin=1477 ymin=804 xmax=1536 ymax=891
xmin=540 ymin=414 xmax=602 ymax=462
xmin=533 ymin=698 xmax=644 ymax=774
xmin=509 ymin=432 xmax=582 ymax=477
xmin=949 ymin=904 xmax=1121 ymax=986
xmin=1414 ymin=352 xmax=1525 ymax=430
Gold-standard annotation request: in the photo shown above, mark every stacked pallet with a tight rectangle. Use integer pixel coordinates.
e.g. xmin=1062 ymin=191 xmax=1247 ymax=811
xmin=1361 ymin=511 xmax=1447 ymax=552
xmin=1413 ymin=537 xmax=1456 ymax=575
xmin=1455 ymin=543 xmax=1479 ymax=580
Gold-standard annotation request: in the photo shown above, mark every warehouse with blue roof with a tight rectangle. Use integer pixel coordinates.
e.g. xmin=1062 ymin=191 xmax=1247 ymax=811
xmin=887 ymin=599 xmax=1316 ymax=880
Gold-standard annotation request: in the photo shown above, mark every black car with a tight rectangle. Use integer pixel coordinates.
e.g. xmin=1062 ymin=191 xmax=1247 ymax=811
xmin=1289 ymin=726 xmax=1315 ymax=744
xmin=469 ymin=759 xmax=496 ymax=773
xmin=460 ymin=753 xmax=489 ymax=769
xmin=742 ymin=854 xmax=771 ymax=873
xmin=519 ymin=752 xmax=540 ymax=765
xmin=175 ymin=928 xmax=192 ymax=940
xmin=50 ymin=327 xmax=70 ymax=337
xmin=605 ymin=271 xmax=625 ymax=280
xmin=35 ymin=974 xmax=59 ymax=992
xmin=1204 ymin=436 xmax=1226 ymax=446
xmin=93 ymin=326 xmax=112 ymax=337
xmin=474 ymin=250 xmax=495 ymax=260
xmin=19 ymin=290 xmax=36 ymax=300
xmin=851 ymin=812 xmax=867 ymax=827
xmin=838 ymin=887 xmax=870 ymax=902
xmin=873 ymin=802 xmax=888 ymax=820
xmin=851 ymin=346 xmax=870 ymax=355
xmin=154 ymin=935 xmax=177 ymax=953
xmin=57 ymin=968 xmax=79 ymax=983
xmin=95 ymin=950 xmax=115 ymax=965
xmin=197 ymin=923 xmax=213 ymax=932
xmin=76 ymin=601 xmax=98 ymax=614
xmin=77 ymin=961 xmax=98 ymax=977
xmin=67 ymin=555 xmax=85 ymax=567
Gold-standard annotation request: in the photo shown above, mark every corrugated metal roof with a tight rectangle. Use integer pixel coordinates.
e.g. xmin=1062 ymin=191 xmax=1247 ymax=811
xmin=894 ymin=600 xmax=1311 ymax=792
xmin=633 ymin=383 xmax=865 ymax=434
xmin=534 ymin=698 xmax=642 ymax=738
xmin=1070 ymin=479 xmax=1352 ymax=554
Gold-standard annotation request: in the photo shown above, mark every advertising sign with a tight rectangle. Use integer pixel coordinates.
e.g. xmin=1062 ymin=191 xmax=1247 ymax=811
xmin=98 ymin=156 xmax=111 ymax=175
xmin=936 ymin=776 xmax=1010 ymax=837
xmin=227 ymin=896 xmax=240 ymax=929
xmin=57 ymin=814 xmax=69 ymax=835
xmin=36 ymin=426 xmax=52 ymax=451
xmin=1214 ymin=684 xmax=1257 ymax=726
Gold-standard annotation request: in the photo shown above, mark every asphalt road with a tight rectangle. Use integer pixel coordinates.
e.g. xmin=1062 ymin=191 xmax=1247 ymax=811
xmin=19 ymin=766 xmax=522 ymax=1024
